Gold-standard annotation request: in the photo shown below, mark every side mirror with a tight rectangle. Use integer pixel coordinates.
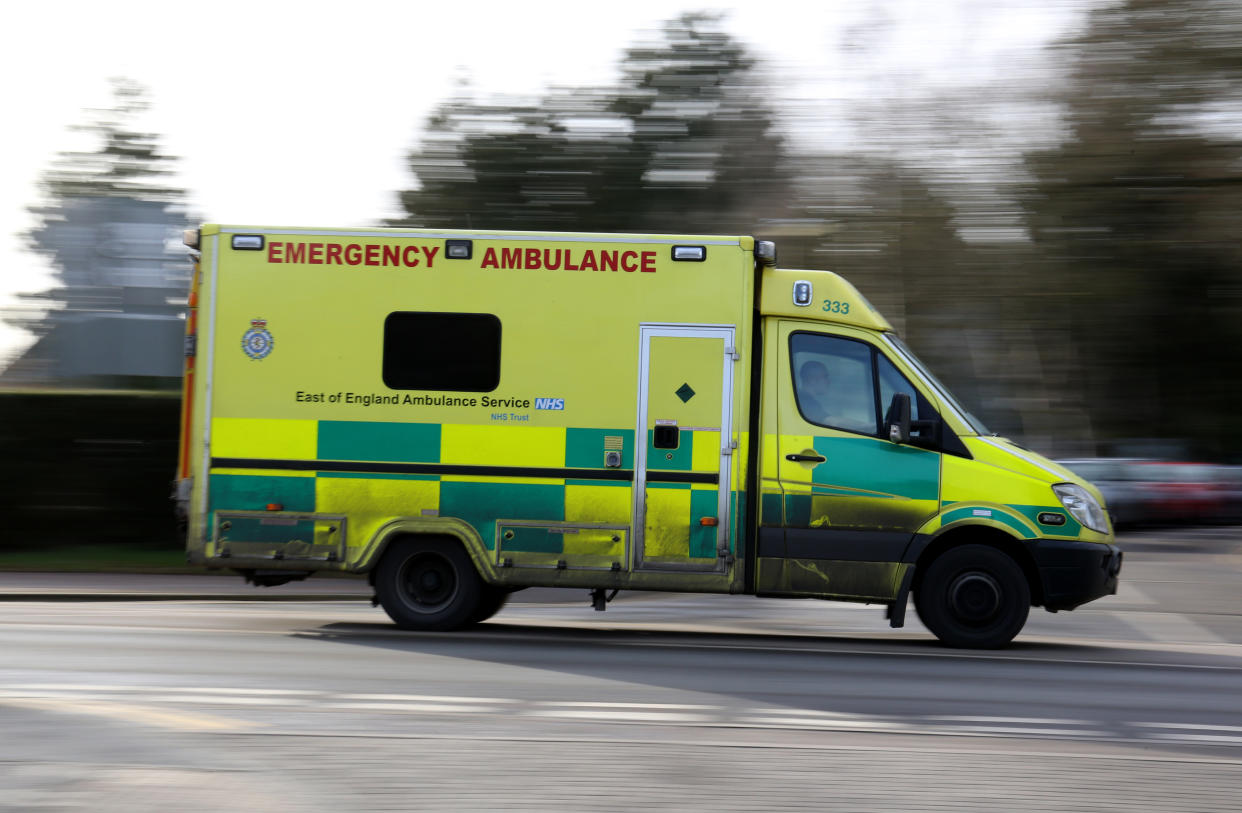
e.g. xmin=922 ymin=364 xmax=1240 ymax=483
xmin=885 ymin=392 xmax=911 ymax=444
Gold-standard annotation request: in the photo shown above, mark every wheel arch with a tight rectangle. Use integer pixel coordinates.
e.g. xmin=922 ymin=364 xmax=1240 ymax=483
xmin=360 ymin=519 xmax=496 ymax=585
xmin=912 ymin=524 xmax=1044 ymax=607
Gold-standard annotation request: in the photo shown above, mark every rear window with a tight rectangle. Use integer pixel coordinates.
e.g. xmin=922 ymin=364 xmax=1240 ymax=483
xmin=382 ymin=311 xmax=501 ymax=391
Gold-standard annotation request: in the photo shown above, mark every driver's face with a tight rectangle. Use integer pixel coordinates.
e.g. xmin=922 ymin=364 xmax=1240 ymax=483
xmin=805 ymin=369 xmax=830 ymax=400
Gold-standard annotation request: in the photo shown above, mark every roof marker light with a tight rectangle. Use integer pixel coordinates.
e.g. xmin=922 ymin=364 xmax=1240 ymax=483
xmin=672 ymin=245 xmax=706 ymax=262
xmin=446 ymin=239 xmax=473 ymax=260
xmin=232 ymin=235 xmax=264 ymax=251
xmin=183 ymin=229 xmax=200 ymax=249
xmin=793 ymin=281 xmax=813 ymax=307
xmin=755 ymin=240 xmax=777 ymax=266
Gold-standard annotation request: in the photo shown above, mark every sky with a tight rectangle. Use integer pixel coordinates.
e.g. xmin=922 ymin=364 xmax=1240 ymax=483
xmin=0 ymin=0 xmax=1090 ymax=369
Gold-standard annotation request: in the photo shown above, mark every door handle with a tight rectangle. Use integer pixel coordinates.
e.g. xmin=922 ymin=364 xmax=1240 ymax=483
xmin=786 ymin=453 xmax=826 ymax=463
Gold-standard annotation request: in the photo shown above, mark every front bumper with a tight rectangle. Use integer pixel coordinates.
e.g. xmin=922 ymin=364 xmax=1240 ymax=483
xmin=1026 ymin=539 xmax=1122 ymax=611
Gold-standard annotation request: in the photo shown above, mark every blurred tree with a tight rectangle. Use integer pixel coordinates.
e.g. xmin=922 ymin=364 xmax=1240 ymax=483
xmin=392 ymin=13 xmax=789 ymax=234
xmin=4 ymin=77 xmax=191 ymax=385
xmin=1024 ymin=0 xmax=1242 ymax=457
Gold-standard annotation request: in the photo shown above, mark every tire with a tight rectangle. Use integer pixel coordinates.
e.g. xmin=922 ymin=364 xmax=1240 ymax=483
xmin=373 ymin=538 xmax=483 ymax=631
xmin=468 ymin=586 xmax=510 ymax=625
xmin=914 ymin=544 xmax=1031 ymax=649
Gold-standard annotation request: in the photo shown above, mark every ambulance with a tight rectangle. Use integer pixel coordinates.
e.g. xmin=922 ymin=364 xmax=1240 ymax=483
xmin=175 ymin=224 xmax=1121 ymax=648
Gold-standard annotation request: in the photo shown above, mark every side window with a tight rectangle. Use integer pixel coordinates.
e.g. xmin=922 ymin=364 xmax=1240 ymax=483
xmin=877 ymin=354 xmax=936 ymax=442
xmin=382 ymin=312 xmax=501 ymax=391
xmin=790 ymin=333 xmax=878 ymax=435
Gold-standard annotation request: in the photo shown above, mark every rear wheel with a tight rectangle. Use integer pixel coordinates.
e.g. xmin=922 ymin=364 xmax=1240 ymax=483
xmin=915 ymin=544 xmax=1030 ymax=649
xmin=469 ymin=586 xmax=511 ymax=624
xmin=374 ymin=538 xmax=482 ymax=631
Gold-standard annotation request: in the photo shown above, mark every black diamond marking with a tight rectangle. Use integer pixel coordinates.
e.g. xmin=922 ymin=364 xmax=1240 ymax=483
xmin=675 ymin=383 xmax=696 ymax=403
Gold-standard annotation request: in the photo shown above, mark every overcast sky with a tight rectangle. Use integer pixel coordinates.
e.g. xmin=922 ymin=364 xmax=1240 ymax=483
xmin=0 ymin=0 xmax=1089 ymax=367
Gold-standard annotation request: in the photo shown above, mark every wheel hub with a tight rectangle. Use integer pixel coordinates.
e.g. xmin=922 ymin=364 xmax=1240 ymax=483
xmin=402 ymin=554 xmax=457 ymax=610
xmin=948 ymin=572 xmax=1002 ymax=623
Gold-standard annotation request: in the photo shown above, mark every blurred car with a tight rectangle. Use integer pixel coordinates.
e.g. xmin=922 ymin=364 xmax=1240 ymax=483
xmin=1057 ymin=458 xmax=1155 ymax=528
xmin=1132 ymin=461 xmax=1229 ymax=525
xmin=1212 ymin=465 xmax=1242 ymax=524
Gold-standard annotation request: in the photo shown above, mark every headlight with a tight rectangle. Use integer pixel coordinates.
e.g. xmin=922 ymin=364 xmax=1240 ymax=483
xmin=1052 ymin=483 xmax=1109 ymax=533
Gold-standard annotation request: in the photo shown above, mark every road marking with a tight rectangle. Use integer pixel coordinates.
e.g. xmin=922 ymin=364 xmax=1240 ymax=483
xmin=1134 ymin=722 xmax=1242 ymax=733
xmin=1144 ymin=733 xmax=1242 ymax=746
xmin=1111 ymin=611 xmax=1229 ymax=645
xmin=1113 ymin=582 xmax=1157 ymax=605
xmin=530 ymin=709 xmax=710 ymax=723
xmin=340 ymin=693 xmax=517 ymax=704
xmin=926 ymin=716 xmax=1086 ymax=725
xmin=330 ymin=702 xmax=502 ymax=714
xmin=739 ymin=715 xmax=905 ymax=731
xmin=0 ymin=697 xmax=256 ymax=732
xmin=2 ymin=683 xmax=1239 ymax=749
xmin=535 ymin=701 xmax=719 ymax=710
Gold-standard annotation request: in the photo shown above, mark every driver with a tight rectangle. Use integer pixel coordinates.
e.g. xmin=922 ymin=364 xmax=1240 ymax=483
xmin=798 ymin=360 xmax=833 ymax=424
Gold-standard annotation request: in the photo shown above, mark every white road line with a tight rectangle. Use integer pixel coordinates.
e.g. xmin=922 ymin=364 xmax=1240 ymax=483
xmin=2 ymin=682 xmax=1239 ymax=749
xmin=329 ymin=702 xmax=504 ymax=713
xmin=739 ymin=716 xmax=904 ymax=730
xmin=0 ymin=697 xmax=257 ymax=732
xmin=340 ymin=693 xmax=516 ymax=704
xmin=926 ymin=716 xmax=1088 ymax=725
xmin=529 ymin=709 xmax=711 ymax=723
xmin=141 ymin=695 xmax=305 ymax=705
xmin=0 ymin=683 xmax=322 ymax=695
xmin=1112 ymin=582 xmax=1158 ymax=606
xmin=1111 ymin=611 xmax=1229 ymax=645
xmin=1144 ymin=733 xmax=1242 ymax=746
xmin=932 ymin=725 xmax=1107 ymax=737
xmin=535 ymin=701 xmax=719 ymax=710
xmin=1134 ymin=722 xmax=1242 ymax=733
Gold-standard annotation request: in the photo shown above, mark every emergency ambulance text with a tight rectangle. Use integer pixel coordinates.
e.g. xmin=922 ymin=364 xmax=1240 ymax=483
xmin=268 ymin=242 xmax=440 ymax=268
xmin=480 ymin=246 xmax=656 ymax=273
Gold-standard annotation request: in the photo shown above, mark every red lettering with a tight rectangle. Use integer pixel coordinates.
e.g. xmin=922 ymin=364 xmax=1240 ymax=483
xmin=600 ymin=251 xmax=618 ymax=272
xmin=641 ymin=251 xmax=656 ymax=272
xmin=543 ymin=249 xmax=562 ymax=270
xmin=286 ymin=242 xmax=305 ymax=263
xmin=481 ymin=247 xmax=499 ymax=269
xmin=501 ymin=247 xmax=521 ymax=269
xmin=308 ymin=243 xmax=324 ymax=264
xmin=621 ymin=251 xmax=638 ymax=272
xmin=421 ymin=245 xmax=439 ymax=267
xmin=563 ymin=250 xmax=580 ymax=271
xmin=524 ymin=248 xmax=542 ymax=269
xmin=365 ymin=245 xmax=380 ymax=266
xmin=344 ymin=244 xmax=362 ymax=265
xmin=580 ymin=250 xmax=598 ymax=272
xmin=402 ymin=246 xmax=420 ymax=267
xmin=268 ymin=242 xmax=283 ymax=263
xmin=382 ymin=245 xmax=400 ymax=266
xmin=325 ymin=243 xmax=343 ymax=265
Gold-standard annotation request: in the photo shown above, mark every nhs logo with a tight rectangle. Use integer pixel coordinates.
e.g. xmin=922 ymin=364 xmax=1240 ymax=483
xmin=535 ymin=397 xmax=565 ymax=411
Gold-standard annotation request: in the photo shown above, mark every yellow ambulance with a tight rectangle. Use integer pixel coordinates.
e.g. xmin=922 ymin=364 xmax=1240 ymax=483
xmin=175 ymin=224 xmax=1121 ymax=648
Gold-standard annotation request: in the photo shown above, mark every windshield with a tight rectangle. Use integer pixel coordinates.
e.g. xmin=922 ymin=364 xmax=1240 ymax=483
xmin=883 ymin=334 xmax=991 ymax=436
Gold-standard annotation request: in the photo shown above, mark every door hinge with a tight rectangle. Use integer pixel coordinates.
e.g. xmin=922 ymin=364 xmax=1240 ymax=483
xmin=725 ymin=346 xmax=740 ymax=361
xmin=721 ymin=439 xmax=738 ymax=456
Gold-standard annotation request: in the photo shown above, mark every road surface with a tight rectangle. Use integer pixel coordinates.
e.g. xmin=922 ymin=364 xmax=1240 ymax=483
xmin=2 ymin=527 xmax=1240 ymax=811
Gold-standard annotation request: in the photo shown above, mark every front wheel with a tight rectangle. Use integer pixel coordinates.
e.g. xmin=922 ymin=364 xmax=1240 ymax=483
xmin=915 ymin=544 xmax=1031 ymax=649
xmin=374 ymin=538 xmax=483 ymax=631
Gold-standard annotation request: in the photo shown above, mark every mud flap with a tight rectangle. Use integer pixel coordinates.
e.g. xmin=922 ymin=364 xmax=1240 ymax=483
xmin=887 ymin=565 xmax=916 ymax=628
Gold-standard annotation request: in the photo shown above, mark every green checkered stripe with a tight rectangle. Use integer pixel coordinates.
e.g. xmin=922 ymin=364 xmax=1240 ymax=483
xmin=209 ymin=420 xmax=737 ymax=556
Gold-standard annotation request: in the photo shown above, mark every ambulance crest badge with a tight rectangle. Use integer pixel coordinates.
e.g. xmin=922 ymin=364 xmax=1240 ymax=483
xmin=242 ymin=318 xmax=274 ymax=360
